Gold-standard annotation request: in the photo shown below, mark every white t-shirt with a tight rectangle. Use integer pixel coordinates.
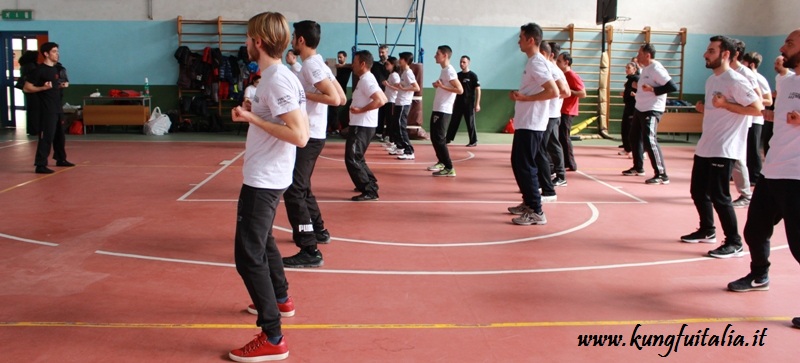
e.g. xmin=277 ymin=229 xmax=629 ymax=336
xmin=546 ymin=60 xmax=565 ymax=119
xmin=775 ymin=70 xmax=794 ymax=95
xmin=395 ymin=68 xmax=417 ymax=106
xmin=290 ymin=62 xmax=302 ymax=77
xmin=733 ymin=64 xmax=760 ymax=127
xmin=763 ymin=73 xmax=800 ymax=180
xmin=694 ymin=69 xmax=759 ymax=160
xmin=244 ymin=64 xmax=306 ymax=189
xmin=433 ymin=64 xmax=458 ymax=113
xmin=385 ymin=72 xmax=400 ymax=103
xmin=635 ymin=60 xmax=672 ymax=112
xmin=349 ymin=72 xmax=382 ymax=127
xmin=298 ymin=54 xmax=336 ymax=139
xmin=752 ymin=72 xmax=771 ymax=126
xmin=513 ymin=52 xmax=552 ymax=131
xmin=244 ymin=85 xmax=257 ymax=101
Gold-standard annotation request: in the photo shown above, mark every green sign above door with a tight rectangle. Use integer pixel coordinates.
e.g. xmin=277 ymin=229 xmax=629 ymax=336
xmin=2 ymin=10 xmax=33 ymax=20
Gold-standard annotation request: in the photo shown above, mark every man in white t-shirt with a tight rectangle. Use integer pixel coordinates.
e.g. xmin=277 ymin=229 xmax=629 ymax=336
xmin=762 ymin=55 xmax=795 ymax=154
xmin=347 ymin=50 xmax=387 ymax=201
xmin=679 ymin=35 xmax=762 ymax=260
xmin=545 ymin=42 xmax=570 ymax=188
xmin=427 ymin=45 xmax=463 ymax=177
xmin=228 ymin=11 xmax=309 ymax=363
xmin=742 ymin=51 xmax=774 ymax=187
xmin=243 ymin=75 xmax=260 ymax=102
xmin=286 ymin=49 xmax=302 ymax=76
xmin=622 ymin=43 xmax=677 ymax=184
xmin=506 ymin=22 xmax=558 ymax=226
xmin=281 ymin=20 xmax=346 ymax=269
xmin=727 ymin=30 xmax=800 ymax=331
xmin=727 ymin=41 xmax=766 ymax=208
xmin=536 ymin=41 xmax=569 ymax=202
xmin=384 ymin=51 xmax=420 ymax=159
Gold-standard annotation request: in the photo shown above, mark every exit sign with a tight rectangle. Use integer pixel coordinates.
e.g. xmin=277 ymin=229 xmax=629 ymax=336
xmin=2 ymin=10 xmax=33 ymax=20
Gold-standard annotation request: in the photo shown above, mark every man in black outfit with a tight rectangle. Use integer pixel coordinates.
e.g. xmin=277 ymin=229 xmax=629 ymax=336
xmin=329 ymin=50 xmax=352 ymax=134
xmin=371 ymin=45 xmax=390 ymax=138
xmin=24 ymin=42 xmax=74 ymax=174
xmin=446 ymin=55 xmax=481 ymax=146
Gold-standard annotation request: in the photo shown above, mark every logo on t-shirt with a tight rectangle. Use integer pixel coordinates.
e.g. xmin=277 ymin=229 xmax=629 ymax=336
xmin=276 ymin=95 xmax=292 ymax=107
xmin=789 ymin=92 xmax=800 ymax=100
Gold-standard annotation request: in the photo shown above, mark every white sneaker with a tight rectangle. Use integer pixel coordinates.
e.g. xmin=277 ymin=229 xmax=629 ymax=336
xmin=618 ymin=150 xmax=630 ymax=156
xmin=507 ymin=203 xmax=529 ymax=215
xmin=541 ymin=195 xmax=557 ymax=203
xmin=397 ymin=153 xmax=415 ymax=160
xmin=427 ymin=163 xmax=444 ymax=171
xmin=390 ymin=148 xmax=406 ymax=155
xmin=513 ymin=211 xmax=547 ymax=225
xmin=385 ymin=145 xmax=397 ymax=151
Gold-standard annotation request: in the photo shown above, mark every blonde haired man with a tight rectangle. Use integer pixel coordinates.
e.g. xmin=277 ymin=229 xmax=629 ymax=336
xmin=228 ymin=12 xmax=309 ymax=362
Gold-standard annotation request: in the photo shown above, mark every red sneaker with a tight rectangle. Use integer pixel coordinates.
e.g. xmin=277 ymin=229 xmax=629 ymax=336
xmin=229 ymin=332 xmax=288 ymax=362
xmin=278 ymin=297 xmax=295 ymax=317
xmin=247 ymin=297 xmax=295 ymax=317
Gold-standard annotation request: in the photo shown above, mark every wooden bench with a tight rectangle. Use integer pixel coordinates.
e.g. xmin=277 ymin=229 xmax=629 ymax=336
xmin=658 ymin=112 xmax=703 ymax=133
xmin=82 ymin=96 xmax=151 ymax=133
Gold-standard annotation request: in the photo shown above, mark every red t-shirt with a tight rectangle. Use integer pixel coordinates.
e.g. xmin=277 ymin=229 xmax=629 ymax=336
xmin=560 ymin=70 xmax=585 ymax=116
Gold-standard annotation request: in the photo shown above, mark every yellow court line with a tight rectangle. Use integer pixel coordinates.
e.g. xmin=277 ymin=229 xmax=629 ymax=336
xmin=0 ymin=168 xmax=73 ymax=194
xmin=0 ymin=317 xmax=791 ymax=330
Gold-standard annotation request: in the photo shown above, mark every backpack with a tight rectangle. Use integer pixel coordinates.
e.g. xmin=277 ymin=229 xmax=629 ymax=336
xmin=504 ymin=118 xmax=515 ymax=133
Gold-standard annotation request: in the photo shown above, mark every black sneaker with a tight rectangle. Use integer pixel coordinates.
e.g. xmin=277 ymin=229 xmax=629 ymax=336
xmin=56 ymin=160 xmax=75 ymax=167
xmin=727 ymin=273 xmax=769 ymax=292
xmin=621 ymin=168 xmax=645 ymax=176
xmin=351 ymin=193 xmax=379 ymax=201
xmin=680 ymin=229 xmax=717 ymax=243
xmin=708 ymin=243 xmax=744 ymax=259
xmin=35 ymin=166 xmax=54 ymax=174
xmin=552 ymin=177 xmax=567 ymax=187
xmin=645 ymin=175 xmax=670 ymax=184
xmin=282 ymin=249 xmax=323 ymax=268
xmin=792 ymin=317 xmax=800 ymax=329
xmin=316 ymin=229 xmax=331 ymax=244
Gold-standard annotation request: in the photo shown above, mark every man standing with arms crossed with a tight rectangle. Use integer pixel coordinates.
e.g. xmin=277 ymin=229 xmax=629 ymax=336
xmin=446 ymin=55 xmax=481 ymax=147
xmin=427 ymin=45 xmax=463 ymax=177
xmin=348 ymin=50 xmax=387 ymax=201
xmin=507 ymin=22 xmax=558 ymax=226
xmin=281 ymin=20 xmax=345 ymax=268
xmin=726 ymin=31 xmax=800 ymax=331
xmin=622 ymin=43 xmax=676 ymax=184
xmin=679 ymin=35 xmax=762 ymax=260
xmin=227 ymin=11 xmax=309 ymax=362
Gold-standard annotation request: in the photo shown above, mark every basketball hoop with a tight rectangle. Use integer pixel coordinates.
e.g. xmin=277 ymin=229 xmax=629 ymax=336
xmin=616 ymin=16 xmax=631 ymax=34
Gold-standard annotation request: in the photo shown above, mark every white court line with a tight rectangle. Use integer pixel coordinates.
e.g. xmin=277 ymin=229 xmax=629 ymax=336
xmin=94 ymin=245 xmax=790 ymax=276
xmin=179 ymin=199 xmax=644 ymax=204
xmin=0 ymin=233 xmax=58 ymax=247
xmin=318 ymin=151 xmax=475 ymax=165
xmin=576 ymin=170 xmax=647 ymax=203
xmin=177 ymin=151 xmax=245 ymax=201
xmin=0 ymin=141 xmax=33 ymax=150
xmin=272 ymin=203 xmax=599 ymax=247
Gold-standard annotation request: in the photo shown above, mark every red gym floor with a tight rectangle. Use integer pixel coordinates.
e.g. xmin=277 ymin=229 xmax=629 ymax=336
xmin=0 ymin=137 xmax=797 ymax=362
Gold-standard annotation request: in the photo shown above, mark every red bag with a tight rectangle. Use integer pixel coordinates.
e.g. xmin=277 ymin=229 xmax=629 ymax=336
xmin=68 ymin=120 xmax=84 ymax=135
xmin=504 ymin=118 xmax=515 ymax=133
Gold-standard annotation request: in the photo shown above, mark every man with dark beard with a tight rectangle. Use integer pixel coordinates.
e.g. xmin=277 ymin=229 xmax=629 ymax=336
xmin=727 ymin=29 xmax=800 ymax=330
xmin=679 ymin=35 xmax=763 ymax=259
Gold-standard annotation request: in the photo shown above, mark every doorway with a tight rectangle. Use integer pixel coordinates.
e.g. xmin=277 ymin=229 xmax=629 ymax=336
xmin=1 ymin=32 xmax=47 ymax=133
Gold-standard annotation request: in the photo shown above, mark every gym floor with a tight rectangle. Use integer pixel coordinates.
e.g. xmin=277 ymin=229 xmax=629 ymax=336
xmin=1 ymin=128 xmax=796 ymax=362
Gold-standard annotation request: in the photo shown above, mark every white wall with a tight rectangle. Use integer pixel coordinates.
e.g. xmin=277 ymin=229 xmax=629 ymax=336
xmin=0 ymin=0 xmax=792 ymax=36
